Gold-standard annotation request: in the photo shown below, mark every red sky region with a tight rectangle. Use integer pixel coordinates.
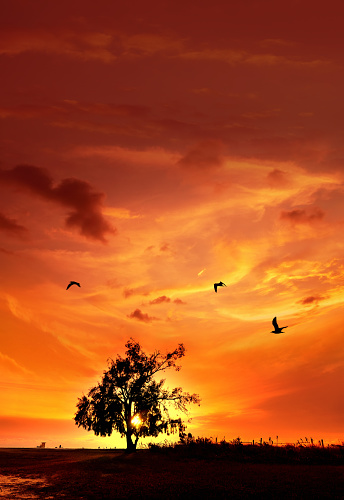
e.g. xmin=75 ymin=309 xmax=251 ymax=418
xmin=0 ymin=0 xmax=343 ymax=448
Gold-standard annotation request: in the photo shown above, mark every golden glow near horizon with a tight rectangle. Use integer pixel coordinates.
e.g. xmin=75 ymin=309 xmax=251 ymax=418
xmin=0 ymin=1 xmax=343 ymax=449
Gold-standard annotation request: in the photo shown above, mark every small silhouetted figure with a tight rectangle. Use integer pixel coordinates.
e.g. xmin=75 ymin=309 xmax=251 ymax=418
xmin=66 ymin=281 xmax=81 ymax=290
xmin=214 ymin=281 xmax=226 ymax=293
xmin=271 ymin=316 xmax=288 ymax=334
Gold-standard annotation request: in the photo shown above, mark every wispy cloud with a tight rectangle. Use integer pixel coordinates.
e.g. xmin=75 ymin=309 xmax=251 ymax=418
xmin=0 ymin=29 xmax=115 ymax=62
xmin=177 ymin=139 xmax=224 ymax=171
xmin=148 ymin=295 xmax=186 ymax=305
xmin=149 ymin=295 xmax=171 ymax=305
xmin=6 ymin=295 xmax=33 ymax=324
xmin=0 ymin=351 xmax=32 ymax=375
xmin=177 ymin=47 xmax=328 ymax=67
xmin=0 ymin=101 xmax=150 ymax=121
xmin=120 ymin=33 xmax=185 ymax=57
xmin=123 ymin=286 xmax=150 ymax=298
xmin=280 ymin=207 xmax=325 ymax=225
xmin=73 ymin=145 xmax=177 ymax=166
xmin=0 ymin=213 xmax=28 ymax=239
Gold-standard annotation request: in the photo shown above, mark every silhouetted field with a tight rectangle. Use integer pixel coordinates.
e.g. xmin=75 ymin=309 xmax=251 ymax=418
xmin=150 ymin=437 xmax=344 ymax=464
xmin=0 ymin=443 xmax=343 ymax=499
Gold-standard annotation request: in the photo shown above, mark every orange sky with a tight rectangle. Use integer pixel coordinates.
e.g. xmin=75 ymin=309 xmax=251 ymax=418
xmin=0 ymin=0 xmax=343 ymax=448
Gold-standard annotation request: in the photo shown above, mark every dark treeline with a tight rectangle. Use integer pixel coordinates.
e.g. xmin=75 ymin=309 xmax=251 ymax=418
xmin=147 ymin=435 xmax=344 ymax=465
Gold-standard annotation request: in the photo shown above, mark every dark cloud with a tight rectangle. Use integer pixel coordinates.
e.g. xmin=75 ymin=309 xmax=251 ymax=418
xmin=123 ymin=288 xmax=134 ymax=298
xmin=148 ymin=295 xmax=186 ymax=305
xmin=160 ymin=243 xmax=170 ymax=252
xmin=0 ymin=165 xmax=115 ymax=242
xmin=177 ymin=139 xmax=224 ymax=170
xmin=127 ymin=308 xmax=159 ymax=322
xmin=298 ymin=295 xmax=326 ymax=306
xmin=0 ymin=212 xmax=28 ymax=238
xmin=173 ymin=298 xmax=186 ymax=305
xmin=149 ymin=295 xmax=171 ymax=305
xmin=144 ymin=243 xmax=173 ymax=254
xmin=267 ymin=168 xmax=290 ymax=187
xmin=280 ymin=207 xmax=324 ymax=225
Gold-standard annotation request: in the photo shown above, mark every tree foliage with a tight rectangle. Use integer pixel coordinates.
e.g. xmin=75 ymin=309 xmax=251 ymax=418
xmin=74 ymin=338 xmax=200 ymax=451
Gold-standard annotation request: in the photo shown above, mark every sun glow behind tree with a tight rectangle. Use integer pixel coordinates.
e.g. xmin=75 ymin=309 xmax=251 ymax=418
xmin=131 ymin=414 xmax=142 ymax=427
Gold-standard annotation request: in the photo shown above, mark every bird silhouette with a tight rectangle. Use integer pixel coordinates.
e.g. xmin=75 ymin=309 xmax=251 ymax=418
xmin=214 ymin=281 xmax=226 ymax=293
xmin=271 ymin=316 xmax=288 ymax=334
xmin=66 ymin=281 xmax=81 ymax=290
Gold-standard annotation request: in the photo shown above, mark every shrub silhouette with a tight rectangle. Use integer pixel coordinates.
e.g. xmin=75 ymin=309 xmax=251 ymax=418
xmin=147 ymin=436 xmax=344 ymax=464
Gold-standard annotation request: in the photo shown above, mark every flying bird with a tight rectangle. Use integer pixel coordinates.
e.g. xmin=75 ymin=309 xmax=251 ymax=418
xmin=271 ymin=316 xmax=288 ymax=334
xmin=66 ymin=281 xmax=81 ymax=290
xmin=214 ymin=281 xmax=226 ymax=293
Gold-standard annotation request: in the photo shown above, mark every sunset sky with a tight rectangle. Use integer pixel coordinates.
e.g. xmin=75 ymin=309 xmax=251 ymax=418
xmin=1 ymin=0 xmax=343 ymax=448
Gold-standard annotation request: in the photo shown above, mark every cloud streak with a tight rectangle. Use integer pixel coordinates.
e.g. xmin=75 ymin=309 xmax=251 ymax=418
xmin=0 ymin=29 xmax=115 ymax=62
xmin=0 ymin=165 xmax=115 ymax=242
xmin=1 ymin=26 xmax=329 ymax=72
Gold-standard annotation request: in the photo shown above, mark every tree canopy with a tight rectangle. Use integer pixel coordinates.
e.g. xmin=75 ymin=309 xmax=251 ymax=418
xmin=74 ymin=338 xmax=200 ymax=451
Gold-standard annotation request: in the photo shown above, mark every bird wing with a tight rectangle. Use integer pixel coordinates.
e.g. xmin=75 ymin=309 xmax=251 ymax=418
xmin=66 ymin=283 xmax=72 ymax=290
xmin=75 ymin=282 xmax=81 ymax=287
xmin=272 ymin=317 xmax=278 ymax=329
xmin=214 ymin=283 xmax=218 ymax=293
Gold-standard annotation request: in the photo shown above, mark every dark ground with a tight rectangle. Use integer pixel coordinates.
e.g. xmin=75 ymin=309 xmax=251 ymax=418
xmin=0 ymin=447 xmax=343 ymax=499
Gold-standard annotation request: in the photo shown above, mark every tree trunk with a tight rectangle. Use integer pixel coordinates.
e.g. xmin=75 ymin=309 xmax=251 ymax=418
xmin=126 ymin=431 xmax=136 ymax=453
xmin=125 ymin=400 xmax=137 ymax=453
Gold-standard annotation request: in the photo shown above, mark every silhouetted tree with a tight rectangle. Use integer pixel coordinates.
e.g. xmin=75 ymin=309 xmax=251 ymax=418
xmin=74 ymin=338 xmax=200 ymax=452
